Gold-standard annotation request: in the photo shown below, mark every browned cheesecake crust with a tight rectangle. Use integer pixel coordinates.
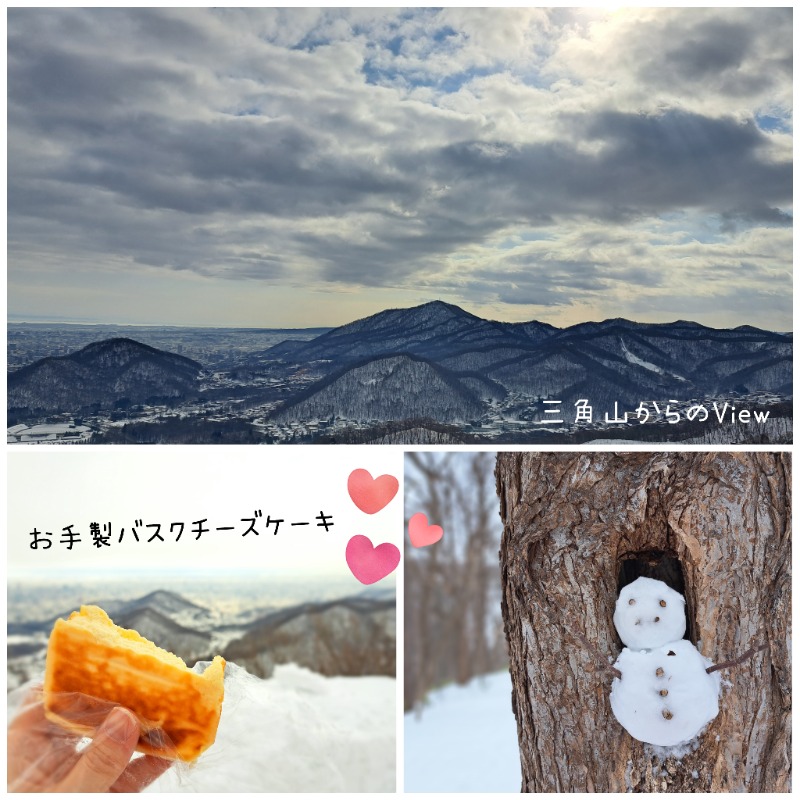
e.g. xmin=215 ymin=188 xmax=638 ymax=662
xmin=44 ymin=605 xmax=225 ymax=762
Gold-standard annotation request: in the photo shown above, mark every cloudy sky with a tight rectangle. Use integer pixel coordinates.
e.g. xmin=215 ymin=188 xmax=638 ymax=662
xmin=7 ymin=7 xmax=792 ymax=330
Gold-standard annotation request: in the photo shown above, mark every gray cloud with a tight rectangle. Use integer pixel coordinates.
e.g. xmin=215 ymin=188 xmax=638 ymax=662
xmin=6 ymin=7 xmax=793 ymax=328
xmin=640 ymin=10 xmax=792 ymax=97
xmin=395 ymin=109 xmax=789 ymax=230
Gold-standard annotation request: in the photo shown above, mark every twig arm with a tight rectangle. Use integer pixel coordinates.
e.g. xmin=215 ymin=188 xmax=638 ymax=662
xmin=532 ymin=599 xmax=623 ymax=679
xmin=571 ymin=628 xmax=622 ymax=679
xmin=706 ymin=643 xmax=767 ymax=674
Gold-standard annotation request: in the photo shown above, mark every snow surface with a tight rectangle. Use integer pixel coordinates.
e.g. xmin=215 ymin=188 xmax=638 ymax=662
xmin=610 ymin=640 xmax=720 ymax=747
xmin=620 ymin=340 xmax=665 ymax=375
xmin=404 ymin=670 xmax=521 ymax=793
xmin=145 ymin=662 xmax=395 ymax=793
xmin=620 ymin=340 xmax=688 ymax=382
xmin=614 ymin=577 xmax=686 ymax=649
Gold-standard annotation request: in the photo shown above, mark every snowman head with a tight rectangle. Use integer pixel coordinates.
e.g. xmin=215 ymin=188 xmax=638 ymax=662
xmin=613 ymin=576 xmax=686 ymax=649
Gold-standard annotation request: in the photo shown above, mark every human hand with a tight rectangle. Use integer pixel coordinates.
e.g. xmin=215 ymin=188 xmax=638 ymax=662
xmin=8 ymin=686 xmax=173 ymax=792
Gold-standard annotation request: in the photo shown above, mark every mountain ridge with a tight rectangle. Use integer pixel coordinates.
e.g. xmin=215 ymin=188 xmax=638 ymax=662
xmin=263 ymin=301 xmax=791 ymax=432
xmin=265 ymin=302 xmax=790 ymax=366
xmin=8 ymin=337 xmax=203 ymax=417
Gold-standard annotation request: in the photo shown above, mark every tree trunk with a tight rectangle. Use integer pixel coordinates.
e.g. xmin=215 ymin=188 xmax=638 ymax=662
xmin=497 ymin=452 xmax=790 ymax=792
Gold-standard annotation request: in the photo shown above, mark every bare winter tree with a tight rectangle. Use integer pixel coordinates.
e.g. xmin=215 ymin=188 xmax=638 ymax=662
xmin=404 ymin=452 xmax=507 ymax=711
xmin=497 ymin=452 xmax=790 ymax=792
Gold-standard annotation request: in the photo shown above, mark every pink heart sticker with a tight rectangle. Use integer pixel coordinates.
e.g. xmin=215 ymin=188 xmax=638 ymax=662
xmin=346 ymin=535 xmax=400 ymax=585
xmin=347 ymin=468 xmax=399 ymax=514
xmin=408 ymin=513 xmax=444 ymax=548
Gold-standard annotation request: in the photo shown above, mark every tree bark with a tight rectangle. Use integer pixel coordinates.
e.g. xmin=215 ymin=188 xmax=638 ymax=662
xmin=497 ymin=452 xmax=790 ymax=792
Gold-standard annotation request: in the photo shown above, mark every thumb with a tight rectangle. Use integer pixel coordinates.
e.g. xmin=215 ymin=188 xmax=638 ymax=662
xmin=56 ymin=707 xmax=140 ymax=792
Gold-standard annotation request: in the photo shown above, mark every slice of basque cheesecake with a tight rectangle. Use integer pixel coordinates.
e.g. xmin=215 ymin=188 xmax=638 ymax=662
xmin=44 ymin=605 xmax=225 ymax=762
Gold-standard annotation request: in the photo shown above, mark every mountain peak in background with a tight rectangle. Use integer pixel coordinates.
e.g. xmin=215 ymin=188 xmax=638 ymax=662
xmin=258 ymin=300 xmax=792 ymax=443
xmin=8 ymin=337 xmax=203 ymax=417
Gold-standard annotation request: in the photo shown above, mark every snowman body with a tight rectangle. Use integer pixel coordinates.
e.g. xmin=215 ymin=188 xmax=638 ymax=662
xmin=609 ymin=577 xmax=720 ymax=746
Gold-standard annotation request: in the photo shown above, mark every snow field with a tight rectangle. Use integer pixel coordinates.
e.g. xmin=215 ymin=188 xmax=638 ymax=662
xmin=404 ymin=671 xmax=521 ymax=793
xmin=148 ymin=662 xmax=395 ymax=792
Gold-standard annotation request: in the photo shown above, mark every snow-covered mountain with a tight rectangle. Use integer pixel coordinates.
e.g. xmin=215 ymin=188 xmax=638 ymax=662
xmin=108 ymin=589 xmax=213 ymax=625
xmin=274 ymin=354 xmax=487 ymax=425
xmin=223 ymin=596 xmax=395 ymax=679
xmin=268 ymin=300 xmax=533 ymax=362
xmin=8 ymin=338 xmax=203 ymax=416
xmin=266 ymin=301 xmax=792 ymax=427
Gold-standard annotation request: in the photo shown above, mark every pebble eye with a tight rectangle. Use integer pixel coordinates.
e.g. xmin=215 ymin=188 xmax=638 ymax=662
xmin=659 ymin=599 xmax=667 ymax=607
xmin=667 ymin=650 xmax=676 ymax=656
xmin=654 ymin=616 xmax=660 ymax=622
xmin=628 ymin=598 xmax=636 ymax=605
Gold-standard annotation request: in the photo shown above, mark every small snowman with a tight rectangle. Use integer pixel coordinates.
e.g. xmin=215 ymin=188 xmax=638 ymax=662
xmin=609 ymin=576 xmax=721 ymax=747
